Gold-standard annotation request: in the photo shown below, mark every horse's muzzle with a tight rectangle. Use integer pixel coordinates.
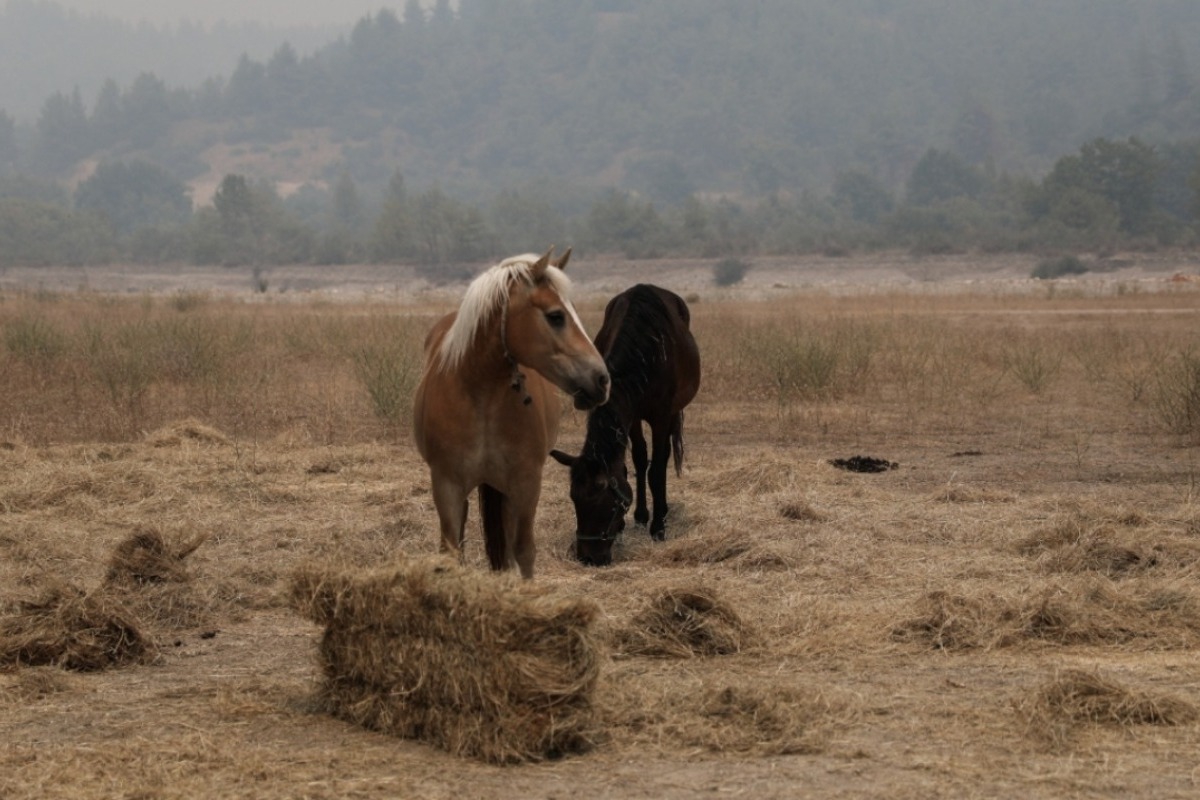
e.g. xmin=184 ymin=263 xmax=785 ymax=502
xmin=572 ymin=369 xmax=610 ymax=410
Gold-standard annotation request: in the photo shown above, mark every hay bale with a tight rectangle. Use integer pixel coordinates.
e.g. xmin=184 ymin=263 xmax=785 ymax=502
xmin=615 ymin=586 xmax=752 ymax=658
xmin=1017 ymin=669 xmax=1197 ymax=747
xmin=288 ymin=557 xmax=602 ymax=764
xmin=0 ymin=581 xmax=156 ymax=671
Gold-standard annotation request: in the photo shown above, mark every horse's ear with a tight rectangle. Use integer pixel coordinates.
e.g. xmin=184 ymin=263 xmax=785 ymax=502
xmin=549 ymin=449 xmax=577 ymax=467
xmin=530 ymin=247 xmax=554 ymax=280
xmin=553 ymin=247 xmax=572 ymax=272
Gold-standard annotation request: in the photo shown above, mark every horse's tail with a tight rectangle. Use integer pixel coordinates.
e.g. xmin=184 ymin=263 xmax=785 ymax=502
xmin=671 ymin=412 xmax=685 ymax=478
xmin=479 ymin=484 xmax=507 ymax=571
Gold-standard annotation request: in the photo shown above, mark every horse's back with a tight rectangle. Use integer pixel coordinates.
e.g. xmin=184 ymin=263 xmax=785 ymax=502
xmin=599 ymin=284 xmax=700 ymax=416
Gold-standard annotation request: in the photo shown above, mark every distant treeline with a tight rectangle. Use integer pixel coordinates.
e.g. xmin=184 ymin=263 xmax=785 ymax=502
xmin=1 ymin=1 xmax=1200 ymax=267
xmin=1 ymin=135 xmax=1197 ymax=270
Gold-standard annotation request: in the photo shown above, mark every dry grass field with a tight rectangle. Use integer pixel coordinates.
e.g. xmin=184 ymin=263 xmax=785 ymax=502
xmin=3 ymin=253 xmax=1200 ymax=798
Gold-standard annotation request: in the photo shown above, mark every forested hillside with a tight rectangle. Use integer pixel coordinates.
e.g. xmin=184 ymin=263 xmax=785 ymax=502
xmin=1 ymin=0 xmax=1200 ymax=268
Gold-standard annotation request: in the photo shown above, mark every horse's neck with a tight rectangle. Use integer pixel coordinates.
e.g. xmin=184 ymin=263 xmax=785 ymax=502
xmin=582 ymin=400 xmax=631 ymax=468
xmin=439 ymin=315 xmax=515 ymax=397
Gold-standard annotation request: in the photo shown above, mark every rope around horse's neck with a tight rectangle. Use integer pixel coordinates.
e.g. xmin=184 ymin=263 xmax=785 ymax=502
xmin=499 ymin=295 xmax=533 ymax=405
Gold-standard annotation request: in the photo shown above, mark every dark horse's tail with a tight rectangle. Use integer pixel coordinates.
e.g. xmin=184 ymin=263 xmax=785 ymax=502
xmin=671 ymin=412 xmax=685 ymax=478
xmin=479 ymin=484 xmax=506 ymax=570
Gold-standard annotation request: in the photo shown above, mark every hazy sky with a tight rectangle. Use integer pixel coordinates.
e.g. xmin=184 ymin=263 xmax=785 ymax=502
xmin=49 ymin=1 xmax=406 ymax=27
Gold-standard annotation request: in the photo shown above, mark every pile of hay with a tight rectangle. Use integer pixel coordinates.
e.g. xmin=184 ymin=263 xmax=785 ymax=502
xmin=687 ymin=684 xmax=830 ymax=755
xmin=288 ymin=557 xmax=603 ymax=764
xmin=0 ymin=528 xmax=207 ymax=671
xmin=653 ymin=530 xmax=794 ymax=571
xmin=0 ymin=581 xmax=155 ymax=671
xmin=615 ymin=586 xmax=753 ymax=658
xmin=1017 ymin=517 xmax=1165 ymax=577
xmin=891 ymin=581 xmax=1200 ymax=650
xmin=1017 ymin=669 xmax=1197 ymax=747
xmin=103 ymin=528 xmax=212 ymax=630
xmin=105 ymin=527 xmax=204 ymax=586
xmin=656 ymin=530 xmax=754 ymax=565
xmin=145 ymin=419 xmax=231 ymax=447
xmin=602 ymin=677 xmax=834 ymax=756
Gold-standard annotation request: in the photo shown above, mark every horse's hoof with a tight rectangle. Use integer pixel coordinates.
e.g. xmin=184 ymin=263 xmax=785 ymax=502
xmin=650 ymin=527 xmax=666 ymax=542
xmin=634 ymin=509 xmax=650 ymax=525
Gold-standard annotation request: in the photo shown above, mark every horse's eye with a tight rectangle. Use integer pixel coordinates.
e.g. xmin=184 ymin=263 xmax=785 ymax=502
xmin=545 ymin=310 xmax=566 ymax=329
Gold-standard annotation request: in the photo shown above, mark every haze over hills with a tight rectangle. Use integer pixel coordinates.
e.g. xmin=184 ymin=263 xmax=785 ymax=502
xmin=0 ymin=1 xmax=1198 ymax=268
xmin=0 ymin=0 xmax=345 ymax=122
xmin=43 ymin=0 xmax=413 ymax=27
xmin=4 ymin=0 xmax=1200 ymax=201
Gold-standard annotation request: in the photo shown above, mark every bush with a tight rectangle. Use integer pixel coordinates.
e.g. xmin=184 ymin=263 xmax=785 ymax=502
xmin=351 ymin=318 xmax=423 ymax=429
xmin=4 ymin=315 xmax=66 ymax=370
xmin=1032 ymin=256 xmax=1089 ymax=280
xmin=713 ymin=257 xmax=750 ymax=287
xmin=1153 ymin=350 xmax=1200 ymax=440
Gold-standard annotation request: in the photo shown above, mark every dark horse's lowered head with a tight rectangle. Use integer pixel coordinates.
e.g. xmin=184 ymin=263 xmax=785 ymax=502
xmin=551 ymin=284 xmax=700 ymax=566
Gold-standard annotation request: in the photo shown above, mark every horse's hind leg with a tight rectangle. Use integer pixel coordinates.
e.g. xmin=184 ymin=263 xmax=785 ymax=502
xmin=431 ymin=472 xmax=469 ymax=560
xmin=630 ymin=422 xmax=650 ymax=526
xmin=509 ymin=502 xmax=537 ymax=580
xmin=648 ymin=421 xmax=672 ymax=540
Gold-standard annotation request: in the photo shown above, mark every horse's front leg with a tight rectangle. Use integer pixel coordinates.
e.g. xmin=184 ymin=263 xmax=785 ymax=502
xmin=648 ymin=425 xmax=671 ymax=540
xmin=630 ymin=422 xmax=650 ymax=526
xmin=430 ymin=471 xmax=469 ymax=560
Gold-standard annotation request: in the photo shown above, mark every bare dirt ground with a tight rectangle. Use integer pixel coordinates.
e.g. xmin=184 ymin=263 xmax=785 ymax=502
xmin=3 ymin=252 xmax=1200 ymax=799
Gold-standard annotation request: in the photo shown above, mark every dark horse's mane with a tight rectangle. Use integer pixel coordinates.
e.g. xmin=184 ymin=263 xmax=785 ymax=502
xmin=579 ymin=285 xmax=675 ymax=469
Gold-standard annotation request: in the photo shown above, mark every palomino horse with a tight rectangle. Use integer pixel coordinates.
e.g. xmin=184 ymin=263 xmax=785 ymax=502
xmin=412 ymin=249 xmax=609 ymax=578
xmin=551 ymin=284 xmax=700 ymax=566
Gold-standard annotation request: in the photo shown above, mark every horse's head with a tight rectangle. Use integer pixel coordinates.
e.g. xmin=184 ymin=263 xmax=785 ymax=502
xmin=550 ymin=449 xmax=632 ymax=567
xmin=504 ymin=249 xmax=610 ymax=410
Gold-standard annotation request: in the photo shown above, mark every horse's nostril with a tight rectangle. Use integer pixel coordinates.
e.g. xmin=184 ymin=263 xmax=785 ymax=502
xmin=598 ymin=373 xmax=609 ymax=389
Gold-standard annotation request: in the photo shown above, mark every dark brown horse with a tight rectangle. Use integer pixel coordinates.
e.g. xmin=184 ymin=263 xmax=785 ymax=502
xmin=413 ymin=249 xmax=610 ymax=579
xmin=551 ymin=284 xmax=700 ymax=566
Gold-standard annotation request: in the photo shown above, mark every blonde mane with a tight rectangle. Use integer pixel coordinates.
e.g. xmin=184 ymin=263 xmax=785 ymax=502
xmin=436 ymin=253 xmax=574 ymax=372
